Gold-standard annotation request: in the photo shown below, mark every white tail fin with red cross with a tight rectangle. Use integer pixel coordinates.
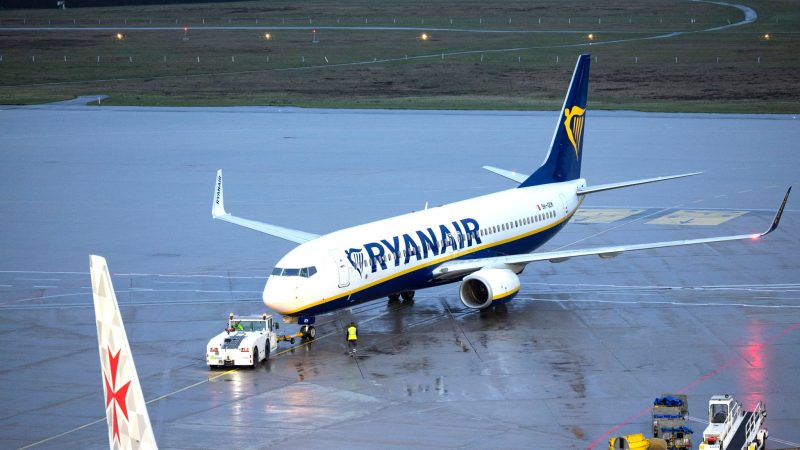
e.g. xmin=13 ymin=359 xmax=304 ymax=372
xmin=90 ymin=255 xmax=158 ymax=450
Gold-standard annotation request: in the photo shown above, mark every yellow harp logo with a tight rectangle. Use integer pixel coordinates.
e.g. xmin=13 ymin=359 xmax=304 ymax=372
xmin=563 ymin=105 xmax=586 ymax=159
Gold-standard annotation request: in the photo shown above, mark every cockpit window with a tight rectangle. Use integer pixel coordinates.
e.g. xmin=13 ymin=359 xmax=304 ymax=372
xmin=270 ymin=266 xmax=317 ymax=278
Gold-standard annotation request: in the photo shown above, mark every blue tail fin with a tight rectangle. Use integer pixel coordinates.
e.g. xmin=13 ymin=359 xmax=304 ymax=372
xmin=519 ymin=54 xmax=590 ymax=188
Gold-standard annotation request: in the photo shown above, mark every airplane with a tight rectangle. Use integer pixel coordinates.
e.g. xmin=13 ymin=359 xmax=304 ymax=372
xmin=90 ymin=255 xmax=158 ymax=450
xmin=212 ymin=53 xmax=791 ymax=340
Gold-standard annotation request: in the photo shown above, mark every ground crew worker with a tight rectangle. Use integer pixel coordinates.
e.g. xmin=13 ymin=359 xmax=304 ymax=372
xmin=233 ymin=321 xmax=244 ymax=331
xmin=346 ymin=322 xmax=358 ymax=355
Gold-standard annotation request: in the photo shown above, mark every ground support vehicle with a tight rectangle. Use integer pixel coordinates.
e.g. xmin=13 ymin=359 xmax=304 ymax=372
xmin=699 ymin=395 xmax=767 ymax=450
xmin=609 ymin=433 xmax=671 ymax=450
xmin=206 ymin=313 xmax=278 ymax=368
xmin=652 ymin=394 xmax=692 ymax=449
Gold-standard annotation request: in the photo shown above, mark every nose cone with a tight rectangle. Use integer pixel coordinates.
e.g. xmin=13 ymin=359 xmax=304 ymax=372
xmin=262 ymin=277 xmax=297 ymax=315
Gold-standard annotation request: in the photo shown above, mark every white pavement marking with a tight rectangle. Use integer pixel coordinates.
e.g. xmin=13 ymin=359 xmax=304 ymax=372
xmin=16 ymin=292 xmax=457 ymax=447
xmin=522 ymin=282 xmax=800 ymax=292
xmin=0 ymin=288 xmax=262 ymax=306
xmin=0 ymin=298 xmax=262 ymax=310
xmin=527 ymin=296 xmax=800 ymax=309
xmin=0 ymin=269 xmax=265 ymax=279
xmin=16 ymin=278 xmax=61 ymax=281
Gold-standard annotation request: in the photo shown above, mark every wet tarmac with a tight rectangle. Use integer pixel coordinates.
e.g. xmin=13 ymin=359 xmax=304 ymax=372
xmin=1 ymin=104 xmax=798 ymax=449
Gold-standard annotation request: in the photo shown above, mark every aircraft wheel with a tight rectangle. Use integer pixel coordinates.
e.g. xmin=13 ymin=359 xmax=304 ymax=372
xmin=401 ymin=291 xmax=415 ymax=301
xmin=307 ymin=326 xmax=316 ymax=340
xmin=388 ymin=293 xmax=400 ymax=302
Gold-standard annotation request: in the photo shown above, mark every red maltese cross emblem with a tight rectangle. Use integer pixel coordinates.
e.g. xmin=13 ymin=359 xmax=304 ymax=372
xmin=104 ymin=348 xmax=132 ymax=444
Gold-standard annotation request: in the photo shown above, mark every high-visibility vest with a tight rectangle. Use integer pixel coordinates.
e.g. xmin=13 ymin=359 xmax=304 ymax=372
xmin=347 ymin=326 xmax=357 ymax=341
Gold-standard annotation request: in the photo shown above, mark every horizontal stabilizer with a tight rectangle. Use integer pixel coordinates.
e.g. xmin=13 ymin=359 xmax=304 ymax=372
xmin=577 ymin=172 xmax=702 ymax=195
xmin=482 ymin=166 xmax=528 ymax=184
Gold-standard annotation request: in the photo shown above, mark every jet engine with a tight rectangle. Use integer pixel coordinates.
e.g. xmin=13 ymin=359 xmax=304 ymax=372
xmin=459 ymin=268 xmax=520 ymax=309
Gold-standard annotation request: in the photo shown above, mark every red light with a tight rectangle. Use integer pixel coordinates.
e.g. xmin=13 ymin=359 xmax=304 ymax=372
xmin=183 ymin=26 xmax=189 ymax=33
xmin=750 ymin=234 xmax=760 ymax=240
xmin=312 ymin=28 xmax=317 ymax=33
xmin=240 ymin=347 xmax=250 ymax=352
xmin=708 ymin=436 xmax=717 ymax=444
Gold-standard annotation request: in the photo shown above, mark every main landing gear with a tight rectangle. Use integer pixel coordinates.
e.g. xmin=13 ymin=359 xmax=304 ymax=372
xmin=388 ymin=291 xmax=415 ymax=303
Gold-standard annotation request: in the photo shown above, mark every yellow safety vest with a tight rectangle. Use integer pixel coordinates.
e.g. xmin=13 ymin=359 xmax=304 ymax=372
xmin=347 ymin=326 xmax=357 ymax=341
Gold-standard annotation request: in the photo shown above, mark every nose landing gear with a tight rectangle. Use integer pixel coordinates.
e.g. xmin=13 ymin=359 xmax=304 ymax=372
xmin=299 ymin=324 xmax=316 ymax=340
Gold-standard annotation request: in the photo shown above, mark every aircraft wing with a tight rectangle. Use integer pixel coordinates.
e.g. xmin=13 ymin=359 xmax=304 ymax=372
xmin=212 ymin=170 xmax=320 ymax=244
xmin=433 ymin=186 xmax=790 ymax=281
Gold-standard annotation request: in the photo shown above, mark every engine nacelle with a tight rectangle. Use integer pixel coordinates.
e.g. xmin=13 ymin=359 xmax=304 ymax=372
xmin=459 ymin=268 xmax=520 ymax=309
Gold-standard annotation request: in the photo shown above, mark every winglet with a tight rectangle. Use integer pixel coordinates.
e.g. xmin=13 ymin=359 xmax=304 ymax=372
xmin=212 ymin=169 xmax=227 ymax=218
xmin=89 ymin=255 xmax=158 ymax=450
xmin=762 ymin=186 xmax=791 ymax=236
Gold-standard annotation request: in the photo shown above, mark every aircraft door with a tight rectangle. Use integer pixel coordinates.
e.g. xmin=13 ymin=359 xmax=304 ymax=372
xmin=558 ymin=193 xmax=569 ymax=216
xmin=329 ymin=249 xmax=350 ymax=288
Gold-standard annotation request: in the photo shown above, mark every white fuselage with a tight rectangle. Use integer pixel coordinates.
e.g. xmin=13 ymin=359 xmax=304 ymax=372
xmin=263 ymin=179 xmax=586 ymax=317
